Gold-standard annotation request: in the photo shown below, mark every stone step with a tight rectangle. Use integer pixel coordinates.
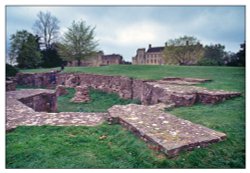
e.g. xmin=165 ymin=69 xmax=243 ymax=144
xmin=108 ymin=104 xmax=226 ymax=156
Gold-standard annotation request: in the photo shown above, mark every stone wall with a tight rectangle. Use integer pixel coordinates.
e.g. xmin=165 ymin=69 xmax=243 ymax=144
xmin=19 ymin=92 xmax=57 ymax=112
xmin=16 ymin=72 xmax=58 ymax=88
xmin=6 ymin=89 xmax=105 ymax=131
xmin=57 ymin=73 xmax=133 ymax=99
xmin=15 ymin=72 xmax=240 ymax=107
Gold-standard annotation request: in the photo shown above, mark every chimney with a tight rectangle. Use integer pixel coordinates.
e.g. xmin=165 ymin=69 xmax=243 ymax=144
xmin=148 ymin=44 xmax=152 ymax=49
xmin=165 ymin=42 xmax=168 ymax=47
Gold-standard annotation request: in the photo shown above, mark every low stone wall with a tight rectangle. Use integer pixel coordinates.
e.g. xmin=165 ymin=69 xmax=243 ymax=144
xmin=6 ymin=89 xmax=105 ymax=131
xmin=57 ymin=73 xmax=133 ymax=99
xmin=19 ymin=92 xmax=57 ymax=112
xmin=15 ymin=72 xmax=241 ymax=107
xmin=16 ymin=71 xmax=58 ymax=88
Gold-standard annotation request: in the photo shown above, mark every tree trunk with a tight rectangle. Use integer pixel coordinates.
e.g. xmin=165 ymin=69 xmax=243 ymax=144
xmin=77 ymin=59 xmax=81 ymax=66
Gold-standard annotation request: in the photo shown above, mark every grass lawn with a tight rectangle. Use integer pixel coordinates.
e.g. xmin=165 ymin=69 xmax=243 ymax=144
xmin=57 ymin=88 xmax=140 ymax=112
xmin=7 ymin=65 xmax=245 ymax=168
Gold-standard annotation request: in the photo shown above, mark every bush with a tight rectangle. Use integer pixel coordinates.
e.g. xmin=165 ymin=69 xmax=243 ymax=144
xmin=6 ymin=63 xmax=18 ymax=77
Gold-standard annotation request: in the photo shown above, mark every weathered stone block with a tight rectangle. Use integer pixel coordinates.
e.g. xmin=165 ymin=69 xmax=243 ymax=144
xmin=108 ymin=104 xmax=227 ymax=156
xmin=6 ymin=81 xmax=16 ymax=91
xmin=71 ymin=85 xmax=90 ymax=103
xmin=56 ymin=85 xmax=68 ymax=96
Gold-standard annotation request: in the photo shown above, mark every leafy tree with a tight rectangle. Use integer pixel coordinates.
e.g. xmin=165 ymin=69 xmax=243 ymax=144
xmin=225 ymin=43 xmax=245 ymax=66
xmin=33 ymin=11 xmax=60 ymax=49
xmin=236 ymin=43 xmax=245 ymax=66
xmin=163 ymin=36 xmax=204 ymax=65
xmin=9 ymin=30 xmax=42 ymax=69
xmin=58 ymin=20 xmax=98 ymax=66
xmin=198 ymin=44 xmax=226 ymax=66
xmin=224 ymin=52 xmax=238 ymax=66
xmin=6 ymin=63 xmax=18 ymax=77
xmin=40 ymin=43 xmax=63 ymax=68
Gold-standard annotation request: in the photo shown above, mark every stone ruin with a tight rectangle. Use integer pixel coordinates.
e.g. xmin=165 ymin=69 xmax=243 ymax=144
xmin=6 ymin=72 xmax=241 ymax=156
xmin=55 ymin=85 xmax=68 ymax=97
xmin=16 ymin=72 xmax=240 ymax=107
xmin=70 ymin=85 xmax=90 ymax=103
xmin=108 ymin=104 xmax=226 ymax=156
xmin=6 ymin=89 xmax=106 ymax=131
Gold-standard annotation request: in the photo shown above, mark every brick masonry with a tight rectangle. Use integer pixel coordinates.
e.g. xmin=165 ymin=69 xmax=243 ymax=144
xmin=16 ymin=72 xmax=240 ymax=107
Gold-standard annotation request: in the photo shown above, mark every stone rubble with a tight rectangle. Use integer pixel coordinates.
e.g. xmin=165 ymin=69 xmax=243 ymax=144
xmin=55 ymin=85 xmax=68 ymax=96
xmin=71 ymin=85 xmax=90 ymax=103
xmin=108 ymin=103 xmax=226 ymax=156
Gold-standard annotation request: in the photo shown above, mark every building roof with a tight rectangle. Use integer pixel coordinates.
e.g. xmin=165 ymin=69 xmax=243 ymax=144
xmin=147 ymin=47 xmax=164 ymax=53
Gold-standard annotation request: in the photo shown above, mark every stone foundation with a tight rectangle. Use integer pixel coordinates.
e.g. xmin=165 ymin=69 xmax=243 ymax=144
xmin=8 ymin=89 xmax=57 ymax=113
xmin=15 ymin=72 xmax=240 ymax=107
xmin=6 ymin=88 xmax=231 ymax=156
xmin=6 ymin=89 xmax=106 ymax=131
xmin=108 ymin=104 xmax=226 ymax=156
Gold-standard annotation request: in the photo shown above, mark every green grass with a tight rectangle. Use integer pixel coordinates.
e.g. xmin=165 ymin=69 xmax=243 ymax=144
xmin=20 ymin=67 xmax=60 ymax=73
xmin=20 ymin=65 xmax=244 ymax=92
xmin=6 ymin=124 xmax=165 ymax=168
xmin=8 ymin=65 xmax=245 ymax=168
xmin=58 ymin=88 xmax=140 ymax=112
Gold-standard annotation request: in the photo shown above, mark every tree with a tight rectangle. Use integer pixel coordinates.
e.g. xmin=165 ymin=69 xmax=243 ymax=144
xmin=9 ymin=30 xmax=42 ymax=68
xmin=58 ymin=20 xmax=98 ymax=66
xmin=33 ymin=11 xmax=60 ymax=49
xmin=198 ymin=44 xmax=226 ymax=66
xmin=163 ymin=36 xmax=204 ymax=65
xmin=225 ymin=43 xmax=245 ymax=66
xmin=236 ymin=43 xmax=245 ymax=66
xmin=6 ymin=63 xmax=18 ymax=77
xmin=40 ymin=43 xmax=63 ymax=68
xmin=224 ymin=51 xmax=238 ymax=66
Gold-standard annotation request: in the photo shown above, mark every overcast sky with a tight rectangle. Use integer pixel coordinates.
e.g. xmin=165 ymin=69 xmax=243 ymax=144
xmin=6 ymin=6 xmax=245 ymax=62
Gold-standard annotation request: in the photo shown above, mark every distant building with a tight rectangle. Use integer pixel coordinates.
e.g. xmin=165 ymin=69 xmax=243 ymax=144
xmin=132 ymin=44 xmax=165 ymax=65
xmin=67 ymin=51 xmax=123 ymax=67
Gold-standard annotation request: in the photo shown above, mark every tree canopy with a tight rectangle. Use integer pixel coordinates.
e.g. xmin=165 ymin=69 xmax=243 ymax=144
xmin=58 ymin=20 xmax=98 ymax=66
xmin=163 ymin=36 xmax=204 ymax=65
xmin=9 ymin=30 xmax=42 ymax=68
xmin=198 ymin=44 xmax=226 ymax=66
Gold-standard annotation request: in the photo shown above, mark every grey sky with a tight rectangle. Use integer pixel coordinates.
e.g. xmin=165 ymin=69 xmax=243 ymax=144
xmin=6 ymin=6 xmax=245 ymax=61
